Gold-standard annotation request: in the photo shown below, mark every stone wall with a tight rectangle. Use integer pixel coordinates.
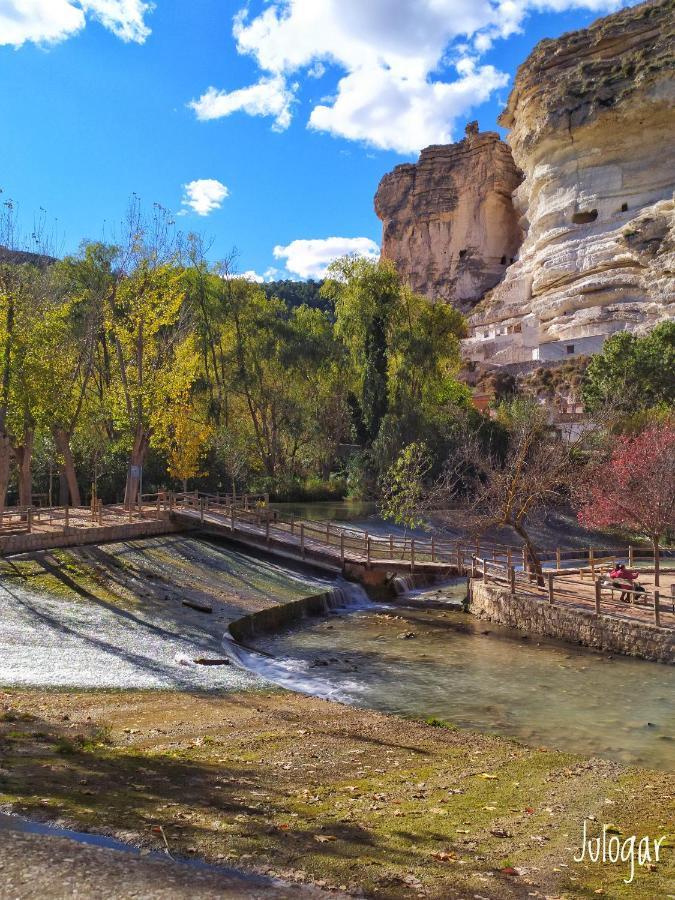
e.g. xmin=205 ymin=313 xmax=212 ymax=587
xmin=470 ymin=579 xmax=673 ymax=663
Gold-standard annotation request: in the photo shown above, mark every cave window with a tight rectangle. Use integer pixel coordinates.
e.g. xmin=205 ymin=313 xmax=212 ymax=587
xmin=514 ymin=324 xmax=522 ymax=333
xmin=572 ymin=209 xmax=598 ymax=224
xmin=621 ymin=202 xmax=628 ymax=212
xmin=566 ymin=344 xmax=575 ymax=355
xmin=500 ymin=255 xmax=506 ymax=265
xmin=510 ymin=257 xmax=515 ymax=264
xmin=459 ymin=249 xmax=467 ymax=258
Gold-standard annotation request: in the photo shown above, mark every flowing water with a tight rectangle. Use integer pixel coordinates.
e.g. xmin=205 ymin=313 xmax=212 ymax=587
xmin=245 ymin=580 xmax=675 ymax=771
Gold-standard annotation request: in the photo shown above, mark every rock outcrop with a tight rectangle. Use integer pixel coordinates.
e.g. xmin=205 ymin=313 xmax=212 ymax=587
xmin=374 ymin=123 xmax=523 ymax=311
xmin=464 ymin=0 xmax=675 ymax=365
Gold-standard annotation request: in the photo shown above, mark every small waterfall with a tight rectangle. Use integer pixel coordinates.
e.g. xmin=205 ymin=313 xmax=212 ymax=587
xmin=325 ymin=579 xmax=372 ymax=610
xmin=220 ymin=578 xmax=371 ymax=698
xmin=392 ymin=574 xmax=417 ymax=596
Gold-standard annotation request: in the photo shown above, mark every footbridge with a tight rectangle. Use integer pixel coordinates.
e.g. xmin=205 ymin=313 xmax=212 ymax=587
xmin=168 ymin=491 xmax=463 ymax=582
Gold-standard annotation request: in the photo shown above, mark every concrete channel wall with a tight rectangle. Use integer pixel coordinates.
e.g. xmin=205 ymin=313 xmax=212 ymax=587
xmin=470 ymin=580 xmax=674 ymax=664
xmin=228 ymin=591 xmax=341 ymax=643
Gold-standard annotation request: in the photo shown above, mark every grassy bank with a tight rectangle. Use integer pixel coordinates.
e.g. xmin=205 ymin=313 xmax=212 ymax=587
xmin=0 ymin=688 xmax=672 ymax=899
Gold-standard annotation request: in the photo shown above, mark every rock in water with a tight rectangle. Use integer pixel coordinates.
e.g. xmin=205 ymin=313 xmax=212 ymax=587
xmin=465 ymin=0 xmax=675 ymax=365
xmin=374 ymin=124 xmax=523 ymax=312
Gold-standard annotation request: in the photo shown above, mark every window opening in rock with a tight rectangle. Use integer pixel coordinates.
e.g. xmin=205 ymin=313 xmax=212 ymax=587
xmin=566 ymin=344 xmax=575 ymax=355
xmin=500 ymin=255 xmax=506 ymax=264
xmin=621 ymin=202 xmax=628 ymax=212
xmin=459 ymin=249 xmax=467 ymax=258
xmin=572 ymin=209 xmax=598 ymax=224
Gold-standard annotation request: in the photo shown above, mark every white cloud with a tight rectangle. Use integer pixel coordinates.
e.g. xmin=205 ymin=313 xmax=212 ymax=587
xmin=190 ymin=75 xmax=295 ymax=131
xmin=192 ymin=0 xmax=632 ymax=153
xmin=0 ymin=0 xmax=153 ymax=47
xmin=239 ymin=270 xmax=265 ymax=283
xmin=273 ymin=237 xmax=380 ymax=279
xmin=180 ymin=179 xmax=229 ymax=217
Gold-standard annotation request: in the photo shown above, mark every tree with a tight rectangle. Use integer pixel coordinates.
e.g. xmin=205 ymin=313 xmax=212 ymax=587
xmin=574 ymin=424 xmax=675 ymax=585
xmin=322 ymin=258 xmax=401 ymax=444
xmin=164 ymin=407 xmax=212 ymax=492
xmin=582 ymin=322 xmax=675 ymax=413
xmin=430 ymin=400 xmax=579 ymax=582
xmin=103 ymin=201 xmax=193 ymax=508
xmin=379 ymin=441 xmax=431 ymax=533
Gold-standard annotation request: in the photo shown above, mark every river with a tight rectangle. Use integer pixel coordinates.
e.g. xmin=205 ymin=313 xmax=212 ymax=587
xmin=244 ymin=580 xmax=675 ymax=772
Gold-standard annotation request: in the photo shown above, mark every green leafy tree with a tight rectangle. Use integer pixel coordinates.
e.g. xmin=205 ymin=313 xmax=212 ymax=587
xmin=379 ymin=441 xmax=431 ymax=532
xmin=582 ymin=322 xmax=675 ymax=413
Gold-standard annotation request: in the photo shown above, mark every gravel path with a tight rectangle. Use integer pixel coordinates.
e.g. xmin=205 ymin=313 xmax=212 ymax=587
xmin=0 ymin=829 xmax=332 ymax=899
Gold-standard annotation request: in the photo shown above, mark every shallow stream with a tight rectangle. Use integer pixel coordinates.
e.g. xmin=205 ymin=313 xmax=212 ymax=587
xmin=247 ymin=581 xmax=675 ymax=771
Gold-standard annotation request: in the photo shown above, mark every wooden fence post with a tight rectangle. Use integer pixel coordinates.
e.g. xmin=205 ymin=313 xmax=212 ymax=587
xmin=26 ymin=507 xmax=32 ymax=534
xmin=156 ymin=495 xmax=161 ymax=520
xmin=340 ymin=531 xmax=345 ymax=569
xmin=594 ymin=578 xmax=602 ymax=617
xmin=364 ymin=531 xmax=369 ymax=556
xmin=389 ymin=534 xmax=394 ymax=560
xmin=98 ymin=499 xmax=103 ymax=526
xmin=654 ymin=591 xmax=660 ymax=627
xmin=128 ymin=502 xmax=132 ymax=523
xmin=456 ymin=544 xmax=462 ymax=571
xmin=589 ymin=546 xmax=595 ymax=580
xmin=411 ymin=538 xmax=415 ymax=573
xmin=300 ymin=524 xmax=306 ymax=559
xmin=65 ymin=505 xmax=70 ymax=530
xmin=231 ymin=503 xmax=235 ymax=531
xmin=471 ymin=554 xmax=477 ymax=578
xmin=290 ymin=513 xmax=295 ymax=535
xmin=200 ymin=498 xmax=205 ymax=524
xmin=431 ymin=536 xmax=436 ymax=562
xmin=366 ymin=536 xmax=371 ymax=569
xmin=509 ymin=565 xmax=516 ymax=595
xmin=556 ymin=547 xmax=561 ymax=569
xmin=482 ymin=560 xmax=487 ymax=584
xmin=628 ymin=544 xmax=634 ymax=567
xmin=547 ymin=573 xmax=554 ymax=605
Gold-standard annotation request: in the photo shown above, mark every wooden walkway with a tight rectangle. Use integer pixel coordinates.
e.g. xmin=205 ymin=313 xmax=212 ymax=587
xmin=474 ymin=555 xmax=675 ymax=629
xmin=170 ymin=492 xmax=460 ymax=577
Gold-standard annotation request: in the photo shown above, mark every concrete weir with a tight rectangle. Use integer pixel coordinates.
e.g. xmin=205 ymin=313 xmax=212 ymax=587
xmin=469 ymin=580 xmax=674 ymax=664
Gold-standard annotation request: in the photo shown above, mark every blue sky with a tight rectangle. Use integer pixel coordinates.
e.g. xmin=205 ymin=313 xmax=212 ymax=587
xmin=0 ymin=0 xmax=634 ymax=280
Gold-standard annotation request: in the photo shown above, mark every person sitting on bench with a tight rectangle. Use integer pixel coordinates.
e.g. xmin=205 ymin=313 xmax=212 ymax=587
xmin=608 ymin=563 xmax=643 ymax=602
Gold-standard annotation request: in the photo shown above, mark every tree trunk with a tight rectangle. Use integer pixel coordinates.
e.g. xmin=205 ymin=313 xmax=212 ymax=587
xmin=653 ymin=537 xmax=660 ymax=588
xmin=182 ymin=478 xmax=188 ymax=494
xmin=53 ymin=428 xmax=81 ymax=508
xmin=14 ymin=428 xmax=34 ymax=509
xmin=124 ymin=428 xmax=148 ymax=509
xmin=514 ymin=523 xmax=545 ymax=587
xmin=0 ymin=431 xmax=11 ymax=513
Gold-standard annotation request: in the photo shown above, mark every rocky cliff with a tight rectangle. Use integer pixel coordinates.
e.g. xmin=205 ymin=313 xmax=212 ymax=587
xmin=374 ymin=123 xmax=523 ymax=311
xmin=465 ymin=0 xmax=675 ymax=364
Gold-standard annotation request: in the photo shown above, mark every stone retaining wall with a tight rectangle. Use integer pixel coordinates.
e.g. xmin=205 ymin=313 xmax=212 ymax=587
xmin=0 ymin=518 xmax=181 ymax=556
xmin=470 ymin=580 xmax=673 ymax=664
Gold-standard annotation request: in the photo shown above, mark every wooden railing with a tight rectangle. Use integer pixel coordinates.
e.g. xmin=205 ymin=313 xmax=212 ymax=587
xmin=472 ymin=554 xmax=673 ymax=629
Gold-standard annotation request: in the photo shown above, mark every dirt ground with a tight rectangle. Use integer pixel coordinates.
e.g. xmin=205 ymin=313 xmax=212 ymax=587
xmin=0 ymin=687 xmax=672 ymax=899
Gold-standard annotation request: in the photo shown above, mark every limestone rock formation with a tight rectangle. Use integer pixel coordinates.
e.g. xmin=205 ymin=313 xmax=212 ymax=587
xmin=374 ymin=123 xmax=523 ymax=311
xmin=464 ymin=0 xmax=675 ymax=365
